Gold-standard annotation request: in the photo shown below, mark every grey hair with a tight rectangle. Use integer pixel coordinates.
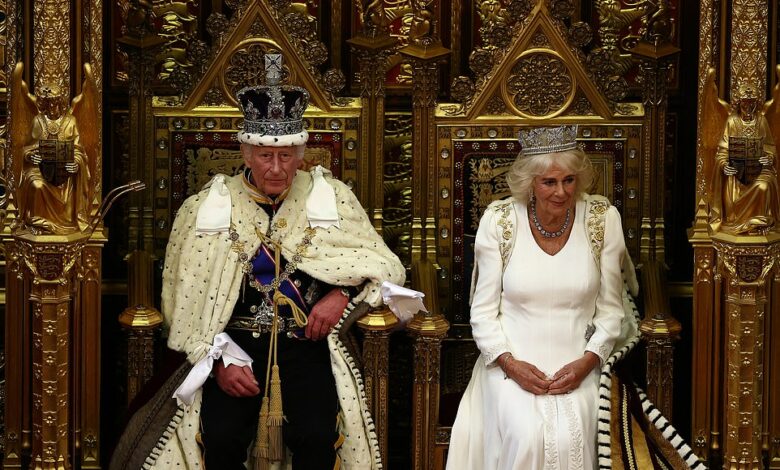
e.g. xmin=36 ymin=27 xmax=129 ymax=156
xmin=240 ymin=143 xmax=306 ymax=159
xmin=506 ymin=148 xmax=594 ymax=204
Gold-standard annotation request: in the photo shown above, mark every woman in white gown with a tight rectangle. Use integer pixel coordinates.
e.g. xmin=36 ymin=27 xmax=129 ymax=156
xmin=447 ymin=125 xmax=627 ymax=470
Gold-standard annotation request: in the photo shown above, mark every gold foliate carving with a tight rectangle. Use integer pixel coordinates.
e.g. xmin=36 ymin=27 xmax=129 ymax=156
xmin=469 ymin=49 xmax=495 ymax=77
xmin=409 ymin=0 xmax=436 ymax=47
xmin=478 ymin=0 xmax=511 ymax=49
xmin=602 ymin=76 xmax=629 ymax=101
xmin=485 ymin=95 xmax=508 ymax=115
xmin=450 ymin=76 xmax=476 ymax=103
xmin=530 ymin=32 xmax=551 ymax=48
xmin=270 ymin=2 xmax=333 ymax=78
xmin=729 ymin=0 xmax=768 ymax=100
xmin=569 ymin=22 xmax=594 ymax=48
xmin=226 ymin=0 xmax=249 ymax=10
xmin=383 ymin=115 xmax=413 ymax=266
xmin=696 ymin=0 xmax=718 ymax=200
xmin=478 ymin=0 xmax=508 ymax=28
xmin=153 ymin=1 xmax=198 ymax=82
xmin=563 ymin=91 xmax=596 ymax=116
xmin=356 ymin=0 xmax=390 ymax=38
xmin=248 ymin=18 xmax=271 ymax=38
xmin=506 ymin=0 xmax=534 ymax=20
xmin=206 ymin=12 xmax=231 ymax=42
xmin=549 ymin=0 xmax=575 ymax=20
xmin=591 ymin=0 xmax=646 ymax=97
xmin=33 ymin=0 xmax=70 ymax=94
xmin=505 ymin=52 xmax=574 ymax=118
xmin=223 ymin=42 xmax=286 ymax=102
xmin=322 ymin=69 xmax=347 ymax=95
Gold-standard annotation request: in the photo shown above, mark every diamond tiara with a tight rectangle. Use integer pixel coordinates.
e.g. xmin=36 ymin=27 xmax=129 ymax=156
xmin=517 ymin=125 xmax=578 ymax=157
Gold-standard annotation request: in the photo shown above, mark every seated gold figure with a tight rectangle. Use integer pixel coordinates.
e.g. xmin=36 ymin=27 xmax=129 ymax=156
xmin=9 ymin=62 xmax=99 ymax=236
xmin=703 ymin=67 xmax=780 ymax=236
xmin=17 ymin=86 xmax=91 ymax=234
xmin=711 ymin=84 xmax=779 ymax=234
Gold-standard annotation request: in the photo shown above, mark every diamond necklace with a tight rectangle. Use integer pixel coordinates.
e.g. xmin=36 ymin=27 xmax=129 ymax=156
xmin=530 ymin=198 xmax=571 ymax=238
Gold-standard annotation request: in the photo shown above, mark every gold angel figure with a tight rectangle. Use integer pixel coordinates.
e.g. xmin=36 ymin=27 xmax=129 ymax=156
xmin=702 ymin=66 xmax=780 ymax=235
xmin=10 ymin=62 xmax=99 ymax=234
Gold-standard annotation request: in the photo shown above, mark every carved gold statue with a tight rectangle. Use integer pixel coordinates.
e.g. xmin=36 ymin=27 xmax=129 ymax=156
xmin=9 ymin=62 xmax=99 ymax=234
xmin=703 ymin=67 xmax=780 ymax=235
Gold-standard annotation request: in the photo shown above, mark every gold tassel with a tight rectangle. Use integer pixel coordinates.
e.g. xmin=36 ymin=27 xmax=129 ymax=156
xmin=268 ymin=364 xmax=285 ymax=461
xmin=252 ymin=397 xmax=270 ymax=470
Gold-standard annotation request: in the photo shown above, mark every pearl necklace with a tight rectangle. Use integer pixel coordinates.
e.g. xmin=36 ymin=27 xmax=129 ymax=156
xmin=530 ymin=198 xmax=571 ymax=238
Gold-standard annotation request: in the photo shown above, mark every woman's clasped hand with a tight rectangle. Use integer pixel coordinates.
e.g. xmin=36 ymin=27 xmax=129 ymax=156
xmin=498 ymin=351 xmax=600 ymax=395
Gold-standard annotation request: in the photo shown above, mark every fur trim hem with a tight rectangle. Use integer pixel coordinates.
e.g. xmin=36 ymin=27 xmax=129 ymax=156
xmin=331 ymin=300 xmax=384 ymax=470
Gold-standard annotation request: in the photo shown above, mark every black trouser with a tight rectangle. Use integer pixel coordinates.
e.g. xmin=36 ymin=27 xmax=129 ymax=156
xmin=201 ymin=330 xmax=340 ymax=470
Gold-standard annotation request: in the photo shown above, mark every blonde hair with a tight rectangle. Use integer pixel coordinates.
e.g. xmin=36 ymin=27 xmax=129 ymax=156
xmin=506 ymin=148 xmax=594 ymax=204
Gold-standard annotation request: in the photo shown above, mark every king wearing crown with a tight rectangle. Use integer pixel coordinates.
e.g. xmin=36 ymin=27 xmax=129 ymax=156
xmin=112 ymin=54 xmax=404 ymax=470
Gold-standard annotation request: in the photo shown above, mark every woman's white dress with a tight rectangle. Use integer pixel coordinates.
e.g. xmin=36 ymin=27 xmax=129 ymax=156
xmin=447 ymin=197 xmax=626 ymax=470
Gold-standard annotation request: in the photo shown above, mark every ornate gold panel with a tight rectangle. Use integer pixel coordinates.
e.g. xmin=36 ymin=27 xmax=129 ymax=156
xmin=502 ymin=49 xmax=576 ymax=119
xmin=383 ymin=113 xmax=413 ymax=268
xmin=154 ymin=1 xmax=347 ymax=113
xmin=449 ymin=5 xmax=619 ymax=120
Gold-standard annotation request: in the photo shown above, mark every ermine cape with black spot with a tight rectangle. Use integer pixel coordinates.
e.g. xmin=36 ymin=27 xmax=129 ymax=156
xmin=149 ymin=168 xmax=405 ymax=469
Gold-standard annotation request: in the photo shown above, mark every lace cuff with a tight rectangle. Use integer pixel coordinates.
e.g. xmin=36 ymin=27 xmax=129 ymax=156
xmin=481 ymin=343 xmax=511 ymax=365
xmin=585 ymin=342 xmax=611 ymax=366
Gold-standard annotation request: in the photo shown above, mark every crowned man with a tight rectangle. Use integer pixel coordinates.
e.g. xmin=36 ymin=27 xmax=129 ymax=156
xmin=121 ymin=54 xmax=404 ymax=470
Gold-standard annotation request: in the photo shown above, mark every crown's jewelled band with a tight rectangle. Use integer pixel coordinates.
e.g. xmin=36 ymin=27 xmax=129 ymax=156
xmin=241 ymin=119 xmax=305 ymax=136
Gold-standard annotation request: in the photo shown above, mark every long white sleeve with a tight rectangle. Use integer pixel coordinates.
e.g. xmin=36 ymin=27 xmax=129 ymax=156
xmin=470 ymin=208 xmax=511 ymax=365
xmin=585 ymin=206 xmax=626 ymax=363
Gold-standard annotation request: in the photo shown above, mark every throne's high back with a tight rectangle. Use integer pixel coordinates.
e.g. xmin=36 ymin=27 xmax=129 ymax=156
xmin=420 ymin=6 xmax=663 ymax=466
xmin=147 ymin=3 xmax=366 ymax=258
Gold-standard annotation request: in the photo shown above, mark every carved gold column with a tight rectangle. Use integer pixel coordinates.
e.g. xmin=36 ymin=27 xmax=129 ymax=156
xmin=76 ymin=239 xmax=107 ymax=469
xmin=638 ymin=260 xmax=681 ymax=418
xmin=3 ymin=240 xmax=28 ymax=468
xmin=769 ymin=266 xmax=780 ymax=469
xmin=18 ymin=233 xmax=88 ymax=469
xmin=347 ymin=6 xmax=396 ymax=233
xmin=117 ymin=5 xmax=166 ymax=408
xmin=689 ymin=201 xmax=720 ymax=462
xmin=408 ymin=313 xmax=448 ymax=470
xmin=729 ymin=0 xmax=768 ymax=98
xmin=713 ymin=233 xmax=779 ymax=469
xmin=32 ymin=0 xmax=70 ymax=94
xmin=356 ymin=308 xmax=398 ymax=466
xmin=409 ymin=259 xmax=449 ymax=470
xmin=118 ymin=250 xmax=163 ymax=405
xmin=631 ymin=18 xmax=681 ymax=420
xmin=3 ymin=0 xmax=106 ymax=468
xmin=399 ymin=0 xmax=449 ymax=262
xmin=694 ymin=0 xmax=775 ymax=466
xmin=691 ymin=0 xmax=721 ymax=461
